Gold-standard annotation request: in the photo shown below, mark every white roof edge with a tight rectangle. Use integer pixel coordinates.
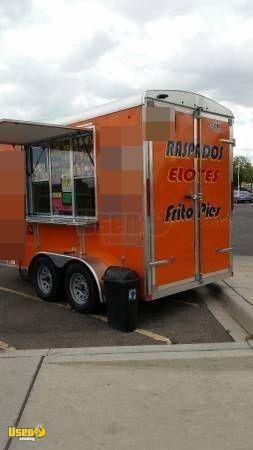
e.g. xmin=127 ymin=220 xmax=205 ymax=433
xmin=59 ymin=93 xmax=146 ymax=125
xmin=148 ymin=90 xmax=234 ymax=118
xmin=57 ymin=90 xmax=233 ymax=126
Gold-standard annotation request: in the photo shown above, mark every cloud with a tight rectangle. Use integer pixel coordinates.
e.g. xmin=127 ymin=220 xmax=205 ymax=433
xmin=101 ymin=0 xmax=185 ymax=23
xmin=0 ymin=0 xmax=252 ymax=160
xmin=62 ymin=32 xmax=118 ymax=73
xmin=0 ymin=0 xmax=31 ymax=19
xmin=155 ymin=34 xmax=253 ymax=107
xmin=0 ymin=53 xmax=137 ymax=121
xmin=0 ymin=0 xmax=37 ymax=29
xmin=99 ymin=0 xmax=253 ymax=24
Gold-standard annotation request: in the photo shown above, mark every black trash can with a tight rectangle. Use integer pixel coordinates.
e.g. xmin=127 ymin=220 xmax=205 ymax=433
xmin=102 ymin=266 xmax=139 ymax=332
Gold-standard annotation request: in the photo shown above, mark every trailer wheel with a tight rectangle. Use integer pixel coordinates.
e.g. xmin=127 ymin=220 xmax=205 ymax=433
xmin=32 ymin=257 xmax=62 ymax=301
xmin=64 ymin=263 xmax=99 ymax=313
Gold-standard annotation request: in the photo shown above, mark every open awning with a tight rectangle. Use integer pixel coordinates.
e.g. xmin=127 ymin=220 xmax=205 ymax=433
xmin=0 ymin=119 xmax=89 ymax=145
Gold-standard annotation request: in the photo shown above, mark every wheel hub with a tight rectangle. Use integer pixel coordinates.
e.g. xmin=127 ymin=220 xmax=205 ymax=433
xmin=37 ymin=265 xmax=53 ymax=295
xmin=70 ymin=273 xmax=89 ymax=305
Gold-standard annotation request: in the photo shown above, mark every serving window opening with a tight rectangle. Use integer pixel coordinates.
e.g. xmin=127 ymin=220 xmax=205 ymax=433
xmin=27 ymin=132 xmax=96 ymax=220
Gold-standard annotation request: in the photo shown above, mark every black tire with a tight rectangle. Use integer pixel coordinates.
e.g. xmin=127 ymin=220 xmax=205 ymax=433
xmin=64 ymin=263 xmax=99 ymax=313
xmin=32 ymin=256 xmax=62 ymax=301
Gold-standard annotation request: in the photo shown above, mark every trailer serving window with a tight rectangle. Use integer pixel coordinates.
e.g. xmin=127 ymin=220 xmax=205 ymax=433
xmin=28 ymin=133 xmax=96 ymax=219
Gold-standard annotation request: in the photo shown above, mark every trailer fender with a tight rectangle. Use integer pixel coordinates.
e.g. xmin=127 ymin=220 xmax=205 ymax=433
xmin=28 ymin=252 xmax=105 ymax=303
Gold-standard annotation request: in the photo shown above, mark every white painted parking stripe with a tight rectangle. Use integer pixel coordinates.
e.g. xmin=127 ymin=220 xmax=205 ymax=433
xmin=170 ymin=298 xmax=199 ymax=307
xmin=0 ymin=286 xmax=40 ymax=301
xmin=0 ymin=262 xmax=17 ymax=268
xmin=0 ymin=285 xmax=66 ymax=308
xmin=135 ymin=328 xmax=172 ymax=344
xmin=91 ymin=314 xmax=172 ymax=344
xmin=0 ymin=340 xmax=15 ymax=351
xmin=90 ymin=314 xmax=108 ymax=323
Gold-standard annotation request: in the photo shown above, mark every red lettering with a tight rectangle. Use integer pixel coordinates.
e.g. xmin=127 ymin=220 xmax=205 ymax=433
xmin=178 ymin=167 xmax=183 ymax=181
xmin=184 ymin=168 xmax=195 ymax=182
xmin=212 ymin=170 xmax=219 ymax=182
xmin=168 ymin=167 xmax=178 ymax=181
xmin=205 ymin=170 xmax=213 ymax=182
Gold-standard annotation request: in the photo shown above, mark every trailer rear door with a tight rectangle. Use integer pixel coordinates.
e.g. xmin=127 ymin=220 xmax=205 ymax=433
xmin=148 ymin=109 xmax=233 ymax=299
xmin=199 ymin=115 xmax=232 ymax=278
xmin=148 ymin=110 xmax=196 ymax=295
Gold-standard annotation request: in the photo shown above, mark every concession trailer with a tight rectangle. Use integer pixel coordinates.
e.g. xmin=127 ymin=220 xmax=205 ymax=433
xmin=0 ymin=90 xmax=235 ymax=316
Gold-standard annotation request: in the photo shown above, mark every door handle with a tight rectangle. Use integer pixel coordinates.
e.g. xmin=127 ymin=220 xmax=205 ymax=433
xmin=149 ymin=257 xmax=176 ymax=267
xmin=216 ymin=247 xmax=233 ymax=254
xmin=219 ymin=138 xmax=236 ymax=146
xmin=185 ymin=193 xmax=202 ymax=200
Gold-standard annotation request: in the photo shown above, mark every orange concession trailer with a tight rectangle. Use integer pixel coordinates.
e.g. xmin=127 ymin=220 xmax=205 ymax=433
xmin=0 ymin=90 xmax=235 ymax=314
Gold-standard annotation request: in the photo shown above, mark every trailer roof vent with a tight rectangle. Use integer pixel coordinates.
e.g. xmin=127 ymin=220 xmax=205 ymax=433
xmin=157 ymin=94 xmax=168 ymax=99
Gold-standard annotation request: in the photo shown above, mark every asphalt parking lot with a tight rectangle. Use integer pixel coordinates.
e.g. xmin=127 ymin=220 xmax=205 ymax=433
xmin=0 ymin=262 xmax=232 ymax=349
xmin=232 ymin=203 xmax=253 ymax=256
xmin=0 ymin=203 xmax=251 ymax=350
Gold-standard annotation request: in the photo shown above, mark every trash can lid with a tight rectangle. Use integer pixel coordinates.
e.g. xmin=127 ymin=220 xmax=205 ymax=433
xmin=102 ymin=266 xmax=139 ymax=284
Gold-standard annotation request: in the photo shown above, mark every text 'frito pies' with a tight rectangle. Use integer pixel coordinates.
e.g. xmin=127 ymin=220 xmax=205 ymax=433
xmin=165 ymin=203 xmax=221 ymax=223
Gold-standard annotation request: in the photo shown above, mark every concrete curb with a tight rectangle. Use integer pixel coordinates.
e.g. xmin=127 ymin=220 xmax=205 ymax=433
xmin=0 ymin=349 xmax=49 ymax=358
xmin=0 ymin=342 xmax=252 ymax=360
xmin=47 ymin=342 xmax=250 ymax=356
xmin=210 ymin=281 xmax=253 ymax=335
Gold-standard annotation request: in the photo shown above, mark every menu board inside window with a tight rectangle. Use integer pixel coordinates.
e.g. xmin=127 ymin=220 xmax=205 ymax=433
xmin=50 ymin=141 xmax=72 ymax=215
xmin=72 ymin=135 xmax=94 ymax=178
xmin=73 ymin=151 xmax=94 ymax=178
xmin=31 ymin=146 xmax=49 ymax=182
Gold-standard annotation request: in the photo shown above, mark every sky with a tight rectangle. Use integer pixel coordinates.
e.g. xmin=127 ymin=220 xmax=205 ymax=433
xmin=0 ymin=0 xmax=253 ymax=161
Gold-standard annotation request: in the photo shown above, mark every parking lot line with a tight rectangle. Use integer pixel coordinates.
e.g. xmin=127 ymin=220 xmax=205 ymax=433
xmin=170 ymin=298 xmax=199 ymax=308
xmin=0 ymin=286 xmax=40 ymax=302
xmin=0 ymin=286 xmax=66 ymax=307
xmin=0 ymin=262 xmax=17 ymax=269
xmin=91 ymin=314 xmax=172 ymax=344
xmin=90 ymin=314 xmax=108 ymax=323
xmin=135 ymin=328 xmax=172 ymax=344
xmin=0 ymin=340 xmax=16 ymax=351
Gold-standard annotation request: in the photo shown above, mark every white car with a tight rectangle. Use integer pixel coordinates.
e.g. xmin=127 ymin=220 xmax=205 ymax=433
xmin=234 ymin=190 xmax=253 ymax=203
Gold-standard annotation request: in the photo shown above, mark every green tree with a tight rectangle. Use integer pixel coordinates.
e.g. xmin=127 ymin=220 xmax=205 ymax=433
xmin=233 ymin=155 xmax=253 ymax=188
